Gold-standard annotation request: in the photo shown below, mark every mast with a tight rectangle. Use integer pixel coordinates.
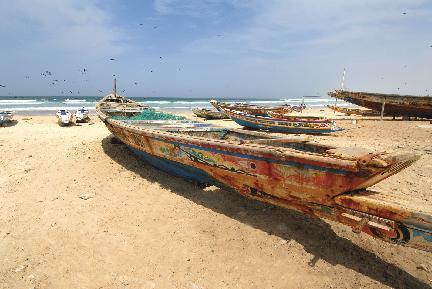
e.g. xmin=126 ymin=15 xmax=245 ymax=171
xmin=335 ymin=68 xmax=346 ymax=110
xmin=113 ymin=78 xmax=117 ymax=98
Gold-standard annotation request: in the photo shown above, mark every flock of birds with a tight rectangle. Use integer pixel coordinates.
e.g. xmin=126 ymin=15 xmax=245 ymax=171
xmin=1 ymin=14 xmax=431 ymax=94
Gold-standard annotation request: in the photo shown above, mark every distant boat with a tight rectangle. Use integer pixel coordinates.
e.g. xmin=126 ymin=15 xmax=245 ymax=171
xmin=192 ymin=108 xmax=229 ymax=120
xmin=210 ymin=100 xmax=292 ymax=116
xmin=96 ymin=91 xmax=431 ymax=252
xmin=0 ymin=110 xmax=14 ymax=125
xmin=329 ymin=90 xmax=432 ymax=119
xmin=75 ymin=107 xmax=90 ymax=122
xmin=56 ymin=109 xmax=73 ymax=126
xmin=220 ymin=107 xmax=340 ymax=134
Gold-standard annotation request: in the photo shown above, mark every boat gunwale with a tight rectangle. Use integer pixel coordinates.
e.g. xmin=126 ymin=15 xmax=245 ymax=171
xmin=103 ymin=116 xmax=361 ymax=173
xmin=329 ymin=90 xmax=432 ymax=105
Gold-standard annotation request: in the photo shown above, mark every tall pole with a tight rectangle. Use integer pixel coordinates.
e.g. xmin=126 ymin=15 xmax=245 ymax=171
xmin=114 ymin=78 xmax=117 ymax=98
xmin=335 ymin=68 xmax=346 ymax=109
xmin=341 ymin=68 xmax=346 ymax=91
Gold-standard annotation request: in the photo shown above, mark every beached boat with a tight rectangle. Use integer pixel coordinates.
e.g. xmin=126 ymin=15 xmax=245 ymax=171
xmin=329 ymin=90 xmax=432 ymax=119
xmin=327 ymin=105 xmax=380 ymax=116
xmin=192 ymin=108 xmax=229 ymax=120
xmin=97 ymin=93 xmax=432 ymax=252
xmin=218 ymin=105 xmax=339 ymax=134
xmin=0 ymin=110 xmax=14 ymax=125
xmin=56 ymin=109 xmax=73 ymax=126
xmin=210 ymin=100 xmax=293 ymax=116
xmin=75 ymin=107 xmax=90 ymax=122
xmin=98 ymin=91 xmax=148 ymax=117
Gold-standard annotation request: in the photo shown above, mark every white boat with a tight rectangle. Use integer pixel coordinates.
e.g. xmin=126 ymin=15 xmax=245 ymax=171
xmin=56 ymin=109 xmax=73 ymax=126
xmin=75 ymin=107 xmax=90 ymax=122
xmin=0 ymin=110 xmax=14 ymax=125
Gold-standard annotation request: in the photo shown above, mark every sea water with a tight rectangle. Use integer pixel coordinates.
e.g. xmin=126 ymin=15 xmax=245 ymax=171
xmin=0 ymin=95 xmax=352 ymax=114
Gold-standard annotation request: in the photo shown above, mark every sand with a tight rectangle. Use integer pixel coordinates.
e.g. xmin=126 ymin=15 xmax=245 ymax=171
xmin=0 ymin=111 xmax=431 ymax=289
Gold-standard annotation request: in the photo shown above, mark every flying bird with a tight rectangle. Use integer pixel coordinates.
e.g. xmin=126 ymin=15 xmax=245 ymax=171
xmin=153 ymin=26 xmax=158 ymax=29
xmin=69 ymin=91 xmax=73 ymax=94
xmin=110 ymin=58 xmax=115 ymax=61
xmin=139 ymin=23 xmax=143 ymax=26
xmin=150 ymin=70 xmax=153 ymax=73
xmin=134 ymin=82 xmax=138 ymax=85
xmin=0 ymin=84 xmax=6 ymax=88
xmin=402 ymin=12 xmax=407 ymax=15
xmin=98 ymin=89 xmax=103 ymax=93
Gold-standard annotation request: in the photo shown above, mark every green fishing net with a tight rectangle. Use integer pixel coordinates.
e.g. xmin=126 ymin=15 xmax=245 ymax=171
xmin=112 ymin=108 xmax=186 ymax=121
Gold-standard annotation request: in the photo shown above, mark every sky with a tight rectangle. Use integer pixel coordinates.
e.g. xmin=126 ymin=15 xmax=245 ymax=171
xmin=0 ymin=0 xmax=431 ymax=98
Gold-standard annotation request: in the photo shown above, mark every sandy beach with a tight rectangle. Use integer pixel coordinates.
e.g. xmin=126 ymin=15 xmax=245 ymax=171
xmin=0 ymin=111 xmax=431 ymax=289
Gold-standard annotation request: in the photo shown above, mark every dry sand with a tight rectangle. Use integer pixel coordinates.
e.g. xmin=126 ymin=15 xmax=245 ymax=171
xmin=0 ymin=111 xmax=431 ymax=289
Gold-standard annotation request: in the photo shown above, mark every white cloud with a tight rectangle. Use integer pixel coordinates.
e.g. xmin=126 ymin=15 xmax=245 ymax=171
xmin=184 ymin=0 xmax=430 ymax=55
xmin=153 ymin=0 xmax=255 ymax=17
xmin=0 ymin=0 xmax=126 ymax=57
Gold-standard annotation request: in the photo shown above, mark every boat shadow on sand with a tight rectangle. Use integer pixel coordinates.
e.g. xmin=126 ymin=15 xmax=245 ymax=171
xmin=0 ymin=120 xmax=18 ymax=127
xmin=101 ymin=135 xmax=430 ymax=289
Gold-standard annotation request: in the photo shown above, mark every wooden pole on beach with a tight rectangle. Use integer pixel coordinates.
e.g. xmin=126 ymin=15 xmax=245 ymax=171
xmin=335 ymin=68 xmax=346 ymax=113
xmin=114 ymin=78 xmax=117 ymax=98
xmin=380 ymin=101 xmax=386 ymax=120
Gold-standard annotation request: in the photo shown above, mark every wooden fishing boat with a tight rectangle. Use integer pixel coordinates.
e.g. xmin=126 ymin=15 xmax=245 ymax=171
xmin=98 ymin=93 xmax=148 ymax=117
xmin=55 ymin=109 xmax=73 ymax=126
xmin=210 ymin=100 xmax=293 ymax=116
xmin=97 ymin=93 xmax=432 ymax=252
xmin=220 ymin=106 xmax=340 ymax=134
xmin=327 ymin=105 xmax=380 ymax=116
xmin=0 ymin=110 xmax=14 ymax=125
xmin=192 ymin=108 xmax=229 ymax=120
xmin=75 ymin=107 xmax=90 ymax=122
xmin=329 ymin=90 xmax=432 ymax=119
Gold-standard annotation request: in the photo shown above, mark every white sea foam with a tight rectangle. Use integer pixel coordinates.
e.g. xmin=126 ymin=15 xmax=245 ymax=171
xmin=248 ymin=100 xmax=287 ymax=104
xmin=142 ymin=101 xmax=171 ymax=104
xmin=0 ymin=99 xmax=39 ymax=103
xmin=62 ymin=101 xmax=91 ymax=104
xmin=3 ymin=106 xmax=95 ymax=111
xmin=0 ymin=101 xmax=45 ymax=105
xmin=65 ymin=99 xmax=86 ymax=102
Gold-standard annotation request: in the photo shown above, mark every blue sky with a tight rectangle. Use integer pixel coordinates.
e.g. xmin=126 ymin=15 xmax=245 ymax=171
xmin=0 ymin=0 xmax=431 ymax=98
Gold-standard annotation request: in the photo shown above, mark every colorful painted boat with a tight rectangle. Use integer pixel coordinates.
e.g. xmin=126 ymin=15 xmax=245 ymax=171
xmin=218 ymin=106 xmax=339 ymax=134
xmin=192 ymin=108 xmax=229 ymax=120
xmin=97 ymin=93 xmax=432 ymax=252
xmin=329 ymin=90 xmax=432 ymax=119
xmin=210 ymin=100 xmax=293 ymax=116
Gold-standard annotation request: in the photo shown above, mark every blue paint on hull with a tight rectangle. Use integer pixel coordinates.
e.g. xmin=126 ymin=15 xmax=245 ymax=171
xmin=128 ymin=146 xmax=220 ymax=185
xmin=230 ymin=116 xmax=337 ymax=134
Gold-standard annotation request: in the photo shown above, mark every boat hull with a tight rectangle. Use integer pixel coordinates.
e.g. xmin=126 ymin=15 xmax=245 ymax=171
xmin=329 ymin=90 xmax=432 ymax=119
xmin=230 ymin=115 xmax=337 ymax=134
xmin=96 ymin=93 xmax=432 ymax=252
xmin=105 ymin=120 xmax=431 ymax=251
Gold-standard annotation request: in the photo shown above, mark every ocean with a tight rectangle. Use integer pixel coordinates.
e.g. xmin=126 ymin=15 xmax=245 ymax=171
xmin=0 ymin=95 xmax=352 ymax=114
